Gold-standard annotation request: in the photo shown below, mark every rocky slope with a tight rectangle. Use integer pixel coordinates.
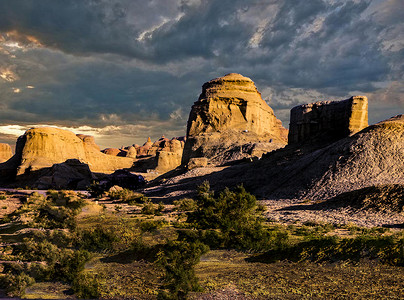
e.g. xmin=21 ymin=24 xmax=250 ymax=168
xmin=145 ymin=115 xmax=404 ymax=203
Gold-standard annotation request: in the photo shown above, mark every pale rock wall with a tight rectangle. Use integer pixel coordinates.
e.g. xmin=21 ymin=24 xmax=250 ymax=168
xmin=16 ymin=127 xmax=134 ymax=175
xmin=288 ymin=96 xmax=368 ymax=145
xmin=0 ymin=143 xmax=12 ymax=163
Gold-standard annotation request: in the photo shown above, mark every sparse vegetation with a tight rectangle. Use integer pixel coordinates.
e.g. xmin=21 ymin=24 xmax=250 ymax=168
xmin=173 ymin=198 xmax=197 ymax=212
xmin=109 ymin=188 xmax=149 ymax=205
xmin=0 ymin=184 xmax=403 ymax=299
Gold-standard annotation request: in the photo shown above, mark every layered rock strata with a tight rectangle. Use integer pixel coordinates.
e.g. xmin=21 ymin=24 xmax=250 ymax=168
xmin=288 ymin=96 xmax=368 ymax=145
xmin=183 ymin=73 xmax=287 ymax=164
xmin=0 ymin=143 xmax=12 ymax=163
xmin=14 ymin=127 xmax=134 ymax=175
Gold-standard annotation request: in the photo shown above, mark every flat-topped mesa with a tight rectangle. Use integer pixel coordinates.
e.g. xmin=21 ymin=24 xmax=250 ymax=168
xmin=15 ymin=127 xmax=134 ymax=175
xmin=0 ymin=143 xmax=12 ymax=163
xmin=288 ymin=96 xmax=368 ymax=145
xmin=187 ymin=73 xmax=287 ymax=139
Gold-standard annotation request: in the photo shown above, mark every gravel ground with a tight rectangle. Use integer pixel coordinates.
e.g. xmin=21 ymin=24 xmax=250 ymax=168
xmin=261 ymin=198 xmax=404 ymax=228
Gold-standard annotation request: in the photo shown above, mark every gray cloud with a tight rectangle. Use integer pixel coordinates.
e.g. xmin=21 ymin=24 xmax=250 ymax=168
xmin=0 ymin=0 xmax=402 ymax=147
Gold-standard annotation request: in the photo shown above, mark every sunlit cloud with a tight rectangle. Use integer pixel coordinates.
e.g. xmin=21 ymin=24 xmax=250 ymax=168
xmin=0 ymin=67 xmax=19 ymax=82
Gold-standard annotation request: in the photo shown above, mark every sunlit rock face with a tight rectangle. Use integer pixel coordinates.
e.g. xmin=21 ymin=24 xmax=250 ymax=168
xmin=187 ymin=73 xmax=287 ymax=139
xmin=15 ymin=127 xmax=134 ymax=175
xmin=183 ymin=73 xmax=287 ymax=165
xmin=288 ymin=96 xmax=368 ymax=145
xmin=0 ymin=143 xmax=12 ymax=163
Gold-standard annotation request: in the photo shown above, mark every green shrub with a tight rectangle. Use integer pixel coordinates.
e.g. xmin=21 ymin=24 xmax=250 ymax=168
xmin=1 ymin=272 xmax=35 ymax=297
xmin=173 ymin=198 xmax=197 ymax=212
xmin=156 ymin=240 xmax=209 ymax=299
xmin=187 ymin=182 xmax=274 ymax=251
xmin=140 ymin=220 xmax=165 ymax=233
xmin=72 ymin=271 xmax=101 ymax=299
xmin=109 ymin=189 xmax=148 ymax=205
xmin=87 ymin=181 xmax=106 ymax=198
xmin=142 ymin=200 xmax=156 ymax=215
xmin=77 ymin=226 xmax=120 ymax=252
xmin=254 ymin=232 xmax=404 ymax=266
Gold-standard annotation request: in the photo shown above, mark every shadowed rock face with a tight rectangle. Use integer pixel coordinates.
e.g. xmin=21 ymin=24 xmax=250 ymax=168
xmin=288 ymin=96 xmax=368 ymax=145
xmin=0 ymin=143 xmax=12 ymax=163
xmin=183 ymin=73 xmax=287 ymax=164
xmin=14 ymin=127 xmax=134 ymax=175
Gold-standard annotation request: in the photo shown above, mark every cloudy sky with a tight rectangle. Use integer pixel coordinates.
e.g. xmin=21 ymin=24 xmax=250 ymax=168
xmin=0 ymin=0 xmax=402 ymax=149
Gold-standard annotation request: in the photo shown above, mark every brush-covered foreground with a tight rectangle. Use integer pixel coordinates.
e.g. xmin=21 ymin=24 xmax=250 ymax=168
xmin=0 ymin=186 xmax=402 ymax=299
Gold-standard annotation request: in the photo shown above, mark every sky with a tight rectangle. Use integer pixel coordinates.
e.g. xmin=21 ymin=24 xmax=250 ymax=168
xmin=0 ymin=0 xmax=402 ymax=149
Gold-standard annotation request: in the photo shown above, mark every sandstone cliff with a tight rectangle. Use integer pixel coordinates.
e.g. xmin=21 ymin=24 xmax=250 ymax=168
xmin=0 ymin=143 xmax=12 ymax=163
xmin=288 ymin=96 xmax=368 ymax=145
xmin=14 ymin=127 xmax=134 ymax=175
xmin=182 ymin=73 xmax=287 ymax=164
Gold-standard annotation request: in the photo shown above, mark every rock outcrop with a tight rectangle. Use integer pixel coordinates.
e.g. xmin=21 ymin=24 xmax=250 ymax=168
xmin=33 ymin=159 xmax=95 ymax=190
xmin=0 ymin=143 xmax=12 ymax=163
xmin=183 ymin=73 xmax=287 ymax=164
xmin=144 ymin=115 xmax=404 ymax=203
xmin=14 ymin=127 xmax=134 ymax=176
xmin=131 ymin=136 xmax=185 ymax=175
xmin=288 ymin=96 xmax=368 ymax=145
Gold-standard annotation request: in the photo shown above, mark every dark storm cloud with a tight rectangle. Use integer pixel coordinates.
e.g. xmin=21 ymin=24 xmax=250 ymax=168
xmin=0 ymin=0 xmax=402 ymax=147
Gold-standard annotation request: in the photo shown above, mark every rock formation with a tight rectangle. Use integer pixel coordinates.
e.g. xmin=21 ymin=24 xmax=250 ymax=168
xmin=155 ymin=151 xmax=182 ymax=173
xmin=0 ymin=143 xmax=12 ymax=163
xmin=144 ymin=115 xmax=404 ymax=203
xmin=13 ymin=127 xmax=134 ymax=176
xmin=33 ymin=159 xmax=95 ymax=190
xmin=288 ymin=96 xmax=368 ymax=145
xmin=131 ymin=136 xmax=185 ymax=175
xmin=182 ymin=73 xmax=287 ymax=164
xmin=243 ymin=114 xmax=404 ymax=200
xmin=102 ymin=148 xmax=127 ymax=157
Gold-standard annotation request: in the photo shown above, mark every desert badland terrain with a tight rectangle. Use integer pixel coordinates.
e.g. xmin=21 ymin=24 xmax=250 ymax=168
xmin=0 ymin=74 xmax=402 ymax=299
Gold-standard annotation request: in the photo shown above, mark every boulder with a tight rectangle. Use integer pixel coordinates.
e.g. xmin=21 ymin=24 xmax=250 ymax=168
xmin=187 ymin=157 xmax=208 ymax=170
xmin=155 ymin=151 xmax=182 ymax=173
xmin=126 ymin=146 xmax=137 ymax=158
xmin=0 ymin=143 xmax=12 ymax=163
xmin=33 ymin=159 xmax=95 ymax=190
xmin=99 ymin=169 xmax=145 ymax=190
xmin=183 ymin=73 xmax=287 ymax=164
xmin=102 ymin=148 xmax=127 ymax=157
xmin=288 ymin=96 xmax=368 ymax=145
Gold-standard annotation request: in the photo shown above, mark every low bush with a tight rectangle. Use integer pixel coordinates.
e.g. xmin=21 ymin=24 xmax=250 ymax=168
xmin=173 ymin=198 xmax=197 ymax=212
xmin=76 ymin=226 xmax=120 ymax=252
xmin=0 ymin=272 xmax=35 ymax=297
xmin=109 ymin=189 xmax=148 ymax=205
xmin=72 ymin=271 xmax=102 ymax=299
xmin=253 ymin=232 xmax=404 ymax=266
xmin=187 ymin=182 xmax=275 ymax=251
xmin=142 ymin=200 xmax=164 ymax=215
xmin=156 ymin=240 xmax=209 ymax=299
